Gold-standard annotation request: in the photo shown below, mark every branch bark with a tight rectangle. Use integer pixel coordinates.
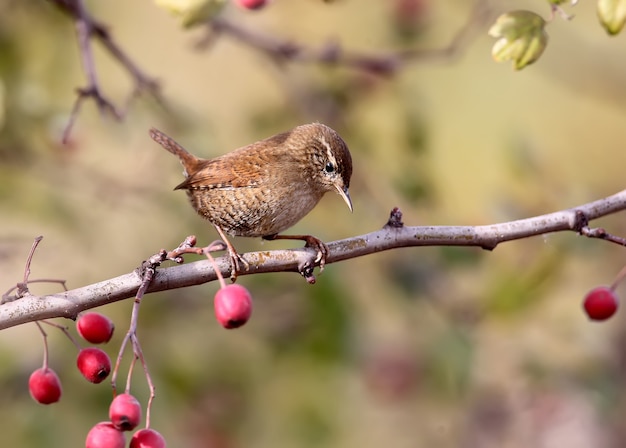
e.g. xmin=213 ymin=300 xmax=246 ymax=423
xmin=1 ymin=189 xmax=625 ymax=331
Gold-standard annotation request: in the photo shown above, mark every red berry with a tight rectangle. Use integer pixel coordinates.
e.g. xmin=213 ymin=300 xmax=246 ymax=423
xmin=28 ymin=367 xmax=62 ymax=404
xmin=85 ymin=422 xmax=125 ymax=448
xmin=130 ymin=428 xmax=166 ymax=448
xmin=235 ymin=0 xmax=268 ymax=10
xmin=77 ymin=312 xmax=115 ymax=344
xmin=77 ymin=347 xmax=111 ymax=383
xmin=583 ymin=286 xmax=619 ymax=321
xmin=214 ymin=284 xmax=253 ymax=329
xmin=109 ymin=393 xmax=142 ymax=431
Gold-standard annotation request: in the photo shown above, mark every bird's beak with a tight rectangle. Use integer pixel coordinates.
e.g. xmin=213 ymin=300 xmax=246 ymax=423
xmin=335 ymin=184 xmax=353 ymax=212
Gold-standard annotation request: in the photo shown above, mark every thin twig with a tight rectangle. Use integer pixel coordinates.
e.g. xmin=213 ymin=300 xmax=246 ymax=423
xmin=73 ymin=0 xmax=105 ymax=114
xmin=2 ymin=279 xmax=68 ymax=304
xmin=579 ymin=226 xmax=626 ymax=247
xmin=111 ymin=257 xmax=155 ymax=396
xmin=110 ymin=236 xmax=219 ymax=422
xmin=15 ymin=236 xmax=44 ymax=298
xmin=206 ymin=1 xmax=492 ymax=76
xmin=22 ymin=236 xmax=43 ymax=284
xmin=59 ymin=0 xmax=123 ymax=143
xmin=47 ymin=0 xmax=164 ymax=142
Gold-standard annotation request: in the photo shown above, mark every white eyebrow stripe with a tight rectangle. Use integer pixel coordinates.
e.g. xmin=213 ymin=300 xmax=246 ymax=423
xmin=319 ymin=135 xmax=335 ymax=164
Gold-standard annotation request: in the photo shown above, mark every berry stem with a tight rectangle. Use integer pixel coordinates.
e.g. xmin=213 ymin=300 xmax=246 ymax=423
xmin=109 ymin=237 xmax=226 ymax=424
xmin=112 ymin=251 xmax=158 ymax=429
xmin=124 ymin=353 xmax=138 ymax=394
xmin=203 ymin=245 xmax=227 ymax=289
xmin=112 ymin=264 xmax=151 ymax=395
xmin=131 ymin=333 xmax=155 ymax=429
xmin=40 ymin=320 xmax=83 ymax=350
xmin=34 ymin=322 xmax=50 ymax=370
xmin=610 ymin=264 xmax=626 ymax=291
xmin=111 ymin=329 xmax=131 ymax=396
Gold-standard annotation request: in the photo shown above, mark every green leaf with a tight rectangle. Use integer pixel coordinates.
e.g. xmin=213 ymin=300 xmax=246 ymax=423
xmin=154 ymin=0 xmax=226 ymax=28
xmin=488 ymin=10 xmax=548 ymax=70
xmin=598 ymin=0 xmax=626 ymax=35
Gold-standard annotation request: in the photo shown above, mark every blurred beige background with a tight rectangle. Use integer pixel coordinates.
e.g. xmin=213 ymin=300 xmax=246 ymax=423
xmin=1 ymin=0 xmax=626 ymax=447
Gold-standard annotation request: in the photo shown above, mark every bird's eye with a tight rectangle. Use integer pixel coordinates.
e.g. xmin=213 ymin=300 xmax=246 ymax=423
xmin=325 ymin=162 xmax=335 ymax=173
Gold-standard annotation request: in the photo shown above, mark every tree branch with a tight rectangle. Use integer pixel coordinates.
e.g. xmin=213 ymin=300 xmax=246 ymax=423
xmin=204 ymin=1 xmax=492 ymax=76
xmin=48 ymin=0 xmax=164 ymax=143
xmin=1 ymin=189 xmax=625 ymax=331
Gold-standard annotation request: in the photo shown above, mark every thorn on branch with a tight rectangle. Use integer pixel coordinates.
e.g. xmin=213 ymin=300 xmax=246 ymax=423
xmin=572 ymin=209 xmax=589 ymax=233
xmin=385 ymin=207 xmax=404 ymax=229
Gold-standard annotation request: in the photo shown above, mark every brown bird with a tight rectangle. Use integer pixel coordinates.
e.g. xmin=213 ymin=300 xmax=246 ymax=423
xmin=150 ymin=123 xmax=353 ymax=279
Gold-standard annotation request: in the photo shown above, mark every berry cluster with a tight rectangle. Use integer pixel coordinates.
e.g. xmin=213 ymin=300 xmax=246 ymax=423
xmin=13 ymin=235 xmax=259 ymax=448
xmin=26 ymin=312 xmax=167 ymax=446
xmin=28 ymin=312 xmax=114 ymax=405
xmin=25 ymin=234 xmax=258 ymax=447
xmin=85 ymin=394 xmax=165 ymax=448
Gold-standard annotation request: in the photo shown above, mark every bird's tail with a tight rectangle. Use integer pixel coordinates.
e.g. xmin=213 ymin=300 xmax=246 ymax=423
xmin=149 ymin=128 xmax=200 ymax=174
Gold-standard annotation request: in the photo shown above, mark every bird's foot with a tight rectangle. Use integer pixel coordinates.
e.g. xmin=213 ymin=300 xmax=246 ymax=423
xmin=212 ymin=226 xmax=249 ymax=282
xmin=300 ymin=235 xmax=329 ymax=273
xmin=263 ymin=233 xmax=329 ymax=283
xmin=226 ymin=247 xmax=249 ymax=282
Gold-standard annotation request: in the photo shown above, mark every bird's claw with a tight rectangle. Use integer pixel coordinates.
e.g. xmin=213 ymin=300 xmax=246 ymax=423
xmin=262 ymin=233 xmax=329 ymax=283
xmin=227 ymin=250 xmax=249 ymax=282
xmin=298 ymin=259 xmax=317 ymax=284
xmin=301 ymin=236 xmax=328 ymax=273
xmin=299 ymin=236 xmax=329 ymax=282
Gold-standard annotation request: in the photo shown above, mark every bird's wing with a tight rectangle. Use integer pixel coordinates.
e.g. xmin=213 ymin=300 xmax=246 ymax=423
xmin=174 ymin=130 xmax=297 ymax=190
xmin=174 ymin=149 xmax=272 ymax=190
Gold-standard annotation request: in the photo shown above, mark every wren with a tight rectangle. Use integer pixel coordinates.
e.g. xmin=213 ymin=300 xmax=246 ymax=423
xmin=149 ymin=123 xmax=353 ymax=279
